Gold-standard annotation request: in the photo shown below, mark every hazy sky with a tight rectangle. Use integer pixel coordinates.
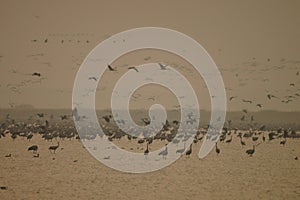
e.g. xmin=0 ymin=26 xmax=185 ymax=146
xmin=0 ymin=0 xmax=299 ymax=111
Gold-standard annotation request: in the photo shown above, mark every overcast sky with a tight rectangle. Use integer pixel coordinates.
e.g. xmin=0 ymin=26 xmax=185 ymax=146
xmin=0 ymin=0 xmax=299 ymax=111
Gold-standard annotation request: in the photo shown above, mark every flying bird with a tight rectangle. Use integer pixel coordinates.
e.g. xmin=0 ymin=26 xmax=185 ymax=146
xmin=242 ymin=99 xmax=252 ymax=104
xmin=107 ymin=64 xmax=116 ymax=71
xmin=229 ymin=96 xmax=237 ymax=101
xmin=89 ymin=77 xmax=97 ymax=81
xmin=128 ymin=66 xmax=139 ymax=72
xmin=158 ymin=63 xmax=167 ymax=70
xmin=32 ymin=72 xmax=41 ymax=77
xmin=256 ymin=104 xmax=262 ymax=108
xmin=267 ymin=94 xmax=278 ymax=100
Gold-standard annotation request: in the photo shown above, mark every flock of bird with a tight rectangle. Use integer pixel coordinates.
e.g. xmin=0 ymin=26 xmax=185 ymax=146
xmin=1 ymin=111 xmax=299 ymax=161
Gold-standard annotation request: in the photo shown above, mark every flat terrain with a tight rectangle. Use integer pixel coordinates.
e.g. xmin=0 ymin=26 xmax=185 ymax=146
xmin=0 ymin=133 xmax=299 ymax=200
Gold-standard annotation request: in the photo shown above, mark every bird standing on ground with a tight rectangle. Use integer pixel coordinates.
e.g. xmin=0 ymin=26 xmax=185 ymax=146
xmin=185 ymin=144 xmax=193 ymax=158
xmin=49 ymin=142 xmax=60 ymax=154
xmin=158 ymin=144 xmax=168 ymax=159
xmin=28 ymin=145 xmax=38 ymax=153
xmin=144 ymin=142 xmax=149 ymax=158
xmin=246 ymin=145 xmax=255 ymax=156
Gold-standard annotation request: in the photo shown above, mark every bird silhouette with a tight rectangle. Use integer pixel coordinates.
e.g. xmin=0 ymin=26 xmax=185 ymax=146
xmin=128 ymin=66 xmax=139 ymax=72
xmin=158 ymin=144 xmax=168 ymax=159
xmin=32 ymin=72 xmax=41 ymax=77
xmin=107 ymin=64 xmax=116 ymax=71
xmin=242 ymin=99 xmax=252 ymax=104
xmin=229 ymin=96 xmax=237 ymax=101
xmin=49 ymin=142 xmax=60 ymax=154
xmin=185 ymin=144 xmax=193 ymax=157
xmin=144 ymin=142 xmax=149 ymax=158
xmin=242 ymin=109 xmax=248 ymax=114
xmin=28 ymin=145 xmax=38 ymax=153
xmin=256 ymin=104 xmax=263 ymax=108
xmin=246 ymin=145 xmax=255 ymax=156
xmin=158 ymin=63 xmax=167 ymax=70
xmin=215 ymin=143 xmax=220 ymax=155
xmin=267 ymin=94 xmax=278 ymax=100
xmin=89 ymin=77 xmax=97 ymax=81
xmin=37 ymin=113 xmax=44 ymax=118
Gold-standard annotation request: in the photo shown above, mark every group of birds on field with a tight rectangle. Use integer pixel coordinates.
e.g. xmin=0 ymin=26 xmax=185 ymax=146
xmin=1 ymin=111 xmax=299 ymax=161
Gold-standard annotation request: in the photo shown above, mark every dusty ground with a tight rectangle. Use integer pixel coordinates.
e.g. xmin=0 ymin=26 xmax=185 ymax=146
xmin=0 ymin=133 xmax=299 ymax=200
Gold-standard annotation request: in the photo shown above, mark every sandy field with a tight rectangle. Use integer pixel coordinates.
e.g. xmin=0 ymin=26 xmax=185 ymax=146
xmin=0 ymin=132 xmax=299 ymax=200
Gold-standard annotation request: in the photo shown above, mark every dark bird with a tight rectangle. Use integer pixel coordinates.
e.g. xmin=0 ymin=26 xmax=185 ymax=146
xmin=267 ymin=94 xmax=278 ymax=100
xmin=242 ymin=109 xmax=248 ymax=114
xmin=225 ymin=136 xmax=232 ymax=143
xmin=259 ymin=125 xmax=266 ymax=131
xmin=172 ymin=120 xmax=179 ymax=125
xmin=0 ymin=186 xmax=8 ymax=190
xmin=49 ymin=142 xmax=60 ymax=153
xmin=289 ymin=83 xmax=295 ymax=87
xmin=32 ymin=72 xmax=41 ymax=77
xmin=240 ymin=137 xmax=246 ymax=146
xmin=5 ymin=154 xmax=11 ymax=157
xmin=89 ymin=77 xmax=97 ymax=81
xmin=33 ymin=153 xmax=40 ymax=158
xmin=144 ymin=142 xmax=149 ymax=157
xmin=44 ymin=38 xmax=48 ymax=43
xmin=242 ymin=99 xmax=252 ymax=104
xmin=37 ymin=113 xmax=44 ymax=118
xmin=107 ymin=64 xmax=116 ymax=71
xmin=142 ymin=118 xmax=150 ymax=125
xmin=158 ymin=63 xmax=167 ymax=70
xmin=240 ymin=115 xmax=246 ymax=121
xmin=128 ymin=66 xmax=139 ymax=72
xmin=297 ymin=71 xmax=299 ymax=76
xmin=102 ymin=115 xmax=112 ymax=123
xmin=268 ymin=132 xmax=276 ymax=141
xmin=246 ymin=145 xmax=255 ymax=156
xmin=26 ymin=134 xmax=33 ymax=141
xmin=252 ymin=136 xmax=259 ymax=142
xmin=229 ymin=96 xmax=237 ymax=101
xmin=256 ymin=104 xmax=262 ymax=108
xmin=28 ymin=145 xmax=38 ymax=153
xmin=61 ymin=115 xmax=68 ymax=120
xmin=185 ymin=144 xmax=193 ymax=157
xmin=215 ymin=143 xmax=220 ymax=155
xmin=280 ymin=138 xmax=286 ymax=146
